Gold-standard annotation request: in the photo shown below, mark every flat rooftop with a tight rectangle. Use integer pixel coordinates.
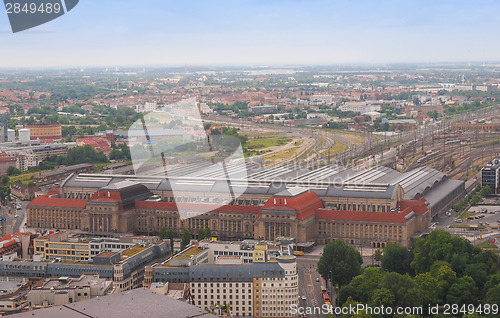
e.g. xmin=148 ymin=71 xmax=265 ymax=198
xmin=9 ymin=288 xmax=217 ymax=318
xmin=121 ymin=246 xmax=146 ymax=258
xmin=42 ymin=275 xmax=106 ymax=289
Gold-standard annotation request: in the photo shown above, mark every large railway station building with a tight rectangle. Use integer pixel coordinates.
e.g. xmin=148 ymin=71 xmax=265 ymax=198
xmin=27 ymin=164 xmax=465 ymax=248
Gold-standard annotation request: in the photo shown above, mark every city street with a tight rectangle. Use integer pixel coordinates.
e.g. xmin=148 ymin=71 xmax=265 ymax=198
xmin=297 ymin=255 xmax=329 ymax=318
xmin=1 ymin=198 xmax=28 ymax=235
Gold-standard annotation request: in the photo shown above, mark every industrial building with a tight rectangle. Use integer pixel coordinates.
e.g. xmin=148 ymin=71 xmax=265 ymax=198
xmin=26 ymin=164 xmax=464 ymax=247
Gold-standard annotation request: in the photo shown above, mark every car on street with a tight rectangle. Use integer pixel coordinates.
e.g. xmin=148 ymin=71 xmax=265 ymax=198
xmin=301 ymin=296 xmax=306 ymax=301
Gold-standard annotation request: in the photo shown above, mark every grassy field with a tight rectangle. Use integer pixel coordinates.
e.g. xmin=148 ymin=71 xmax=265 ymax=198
xmin=459 ymin=211 xmax=477 ymax=221
xmin=262 ymin=146 xmax=301 ymax=167
xmin=246 ymin=135 xmax=293 ymax=150
xmin=338 ymin=132 xmax=366 ymax=146
xmin=449 ymin=224 xmax=487 ymax=230
xmin=320 ymin=140 xmax=348 ymax=156
xmin=244 ymin=149 xmax=271 ymax=158
xmin=9 ymin=170 xmax=51 ymax=185
xmin=476 ymin=241 xmax=498 ymax=249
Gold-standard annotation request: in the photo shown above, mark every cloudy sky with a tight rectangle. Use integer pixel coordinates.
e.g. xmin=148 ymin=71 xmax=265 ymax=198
xmin=1 ymin=0 xmax=499 ymax=68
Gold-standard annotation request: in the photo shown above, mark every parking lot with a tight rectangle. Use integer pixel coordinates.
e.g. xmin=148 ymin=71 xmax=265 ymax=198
xmin=464 ymin=206 xmax=500 ymax=227
xmin=431 ymin=205 xmax=500 ymax=243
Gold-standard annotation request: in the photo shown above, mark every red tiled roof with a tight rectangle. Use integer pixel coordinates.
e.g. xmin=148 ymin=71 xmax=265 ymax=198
xmin=262 ymin=191 xmax=324 ymax=220
xmin=398 ymin=198 xmax=429 ymax=215
xmin=12 ymin=232 xmax=31 ymax=237
xmin=76 ymin=136 xmax=111 ymax=153
xmin=315 ymin=208 xmax=412 ymax=223
xmin=0 ymin=240 xmax=20 ymax=256
xmin=47 ymin=187 xmax=60 ymax=196
xmin=28 ymin=196 xmax=87 ymax=209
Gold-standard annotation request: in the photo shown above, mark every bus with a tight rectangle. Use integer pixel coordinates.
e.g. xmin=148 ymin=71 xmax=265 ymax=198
xmin=322 ymin=292 xmax=330 ymax=302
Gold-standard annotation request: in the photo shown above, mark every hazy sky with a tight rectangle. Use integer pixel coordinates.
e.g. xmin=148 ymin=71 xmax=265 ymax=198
xmin=1 ymin=0 xmax=500 ymax=68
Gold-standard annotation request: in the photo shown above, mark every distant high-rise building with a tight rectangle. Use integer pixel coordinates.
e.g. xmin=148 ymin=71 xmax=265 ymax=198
xmin=19 ymin=128 xmax=31 ymax=142
xmin=7 ymin=129 xmax=15 ymax=142
xmin=0 ymin=114 xmax=8 ymax=142
xmin=482 ymin=158 xmax=500 ymax=194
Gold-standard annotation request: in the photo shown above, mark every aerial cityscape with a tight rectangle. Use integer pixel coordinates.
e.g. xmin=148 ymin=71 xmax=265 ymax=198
xmin=1 ymin=1 xmax=500 ymax=318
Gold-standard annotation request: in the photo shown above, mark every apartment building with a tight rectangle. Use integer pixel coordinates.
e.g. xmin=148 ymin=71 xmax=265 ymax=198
xmin=482 ymin=158 xmax=500 ymax=194
xmin=0 ymin=153 xmax=16 ymax=175
xmin=26 ymin=124 xmax=62 ymax=141
xmin=146 ymin=240 xmax=298 ymax=317
xmin=33 ymin=233 xmax=90 ymax=262
xmin=4 ymin=143 xmax=67 ymax=171
xmin=0 ymin=242 xmax=170 ymax=293
xmin=33 ymin=232 xmax=157 ymax=262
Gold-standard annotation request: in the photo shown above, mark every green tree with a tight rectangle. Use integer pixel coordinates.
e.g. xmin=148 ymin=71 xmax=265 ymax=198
xmin=484 ymin=273 xmax=500 ymax=291
xmin=414 ymin=272 xmax=442 ymax=305
xmin=379 ymin=272 xmax=419 ymax=307
xmin=464 ymin=263 xmax=488 ymax=290
xmin=411 ymin=230 xmax=474 ymax=275
xmin=181 ymin=229 xmax=191 ymax=251
xmin=339 ymin=267 xmax=385 ymax=305
xmin=485 ymin=285 xmax=500 ymax=304
xmin=318 ymin=240 xmax=362 ymax=290
xmin=198 ymin=228 xmax=206 ymax=241
xmin=1 ymin=175 xmax=9 ymax=186
xmin=166 ymin=229 xmax=174 ymax=253
xmin=159 ymin=226 xmax=168 ymax=240
xmin=342 ymin=297 xmax=372 ymax=318
xmin=429 ymin=261 xmax=457 ymax=294
xmin=6 ymin=166 xmax=21 ymax=176
xmin=370 ymin=287 xmax=395 ymax=308
xmin=446 ymin=276 xmax=478 ymax=306
xmin=381 ymin=243 xmax=413 ymax=274
xmin=374 ymin=249 xmax=383 ymax=263
xmin=479 ymin=185 xmax=493 ymax=197
xmin=0 ymin=186 xmax=11 ymax=205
